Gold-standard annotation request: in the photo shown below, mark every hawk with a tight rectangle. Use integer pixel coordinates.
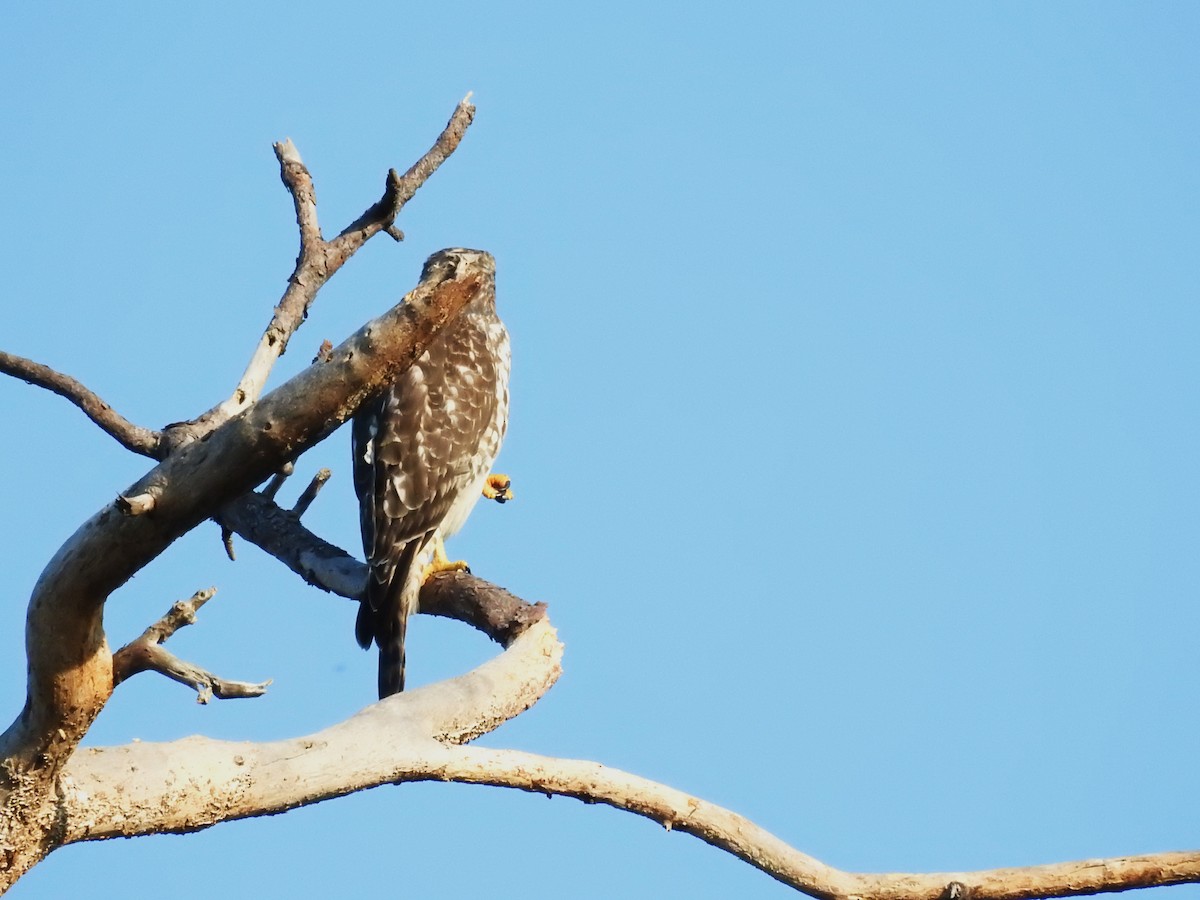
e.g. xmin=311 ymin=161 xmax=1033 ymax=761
xmin=352 ymin=248 xmax=511 ymax=699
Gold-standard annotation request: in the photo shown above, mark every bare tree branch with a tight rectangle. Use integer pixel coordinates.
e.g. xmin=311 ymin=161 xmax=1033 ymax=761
xmin=57 ymin=603 xmax=1200 ymax=900
xmin=291 ymin=468 xmax=331 ymax=517
xmin=127 ymin=587 xmax=218 ymax=644
xmin=0 ymin=257 xmax=489 ymax=889
xmin=200 ymin=96 xmax=477 ymax=436
xmin=260 ymin=462 xmax=295 ymax=501
xmin=113 ymin=640 xmax=271 ymax=703
xmin=217 ymin=490 xmax=365 ymax=599
xmin=332 ymin=94 xmax=476 ymax=251
xmin=0 ymin=98 xmax=476 ymax=466
xmin=58 ymin=618 xmax=564 ymax=841
xmin=0 ymin=350 xmax=161 ymax=456
xmin=420 ymin=571 xmax=549 ymax=645
xmin=111 ymin=589 xmax=271 ymax=703
xmin=396 ymin=749 xmax=1200 ymax=900
xmin=275 ymin=137 xmax=322 ymax=249
xmin=216 ymin=491 xmax=546 ymax=644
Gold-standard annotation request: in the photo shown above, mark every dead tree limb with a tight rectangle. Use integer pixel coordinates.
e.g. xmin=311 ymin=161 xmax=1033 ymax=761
xmin=0 ymin=103 xmax=483 ymax=882
xmin=190 ymin=96 xmax=477 ymax=441
xmin=58 ymin=618 xmax=565 ymax=841
xmin=291 ymin=468 xmax=331 ymax=517
xmin=112 ymin=588 xmax=271 ymax=702
xmin=216 ymin=491 xmax=546 ymax=644
xmin=3 ymin=262 xmax=484 ymax=761
xmin=0 ymin=350 xmax=161 ymax=456
xmin=55 ymin=627 xmax=1200 ymax=900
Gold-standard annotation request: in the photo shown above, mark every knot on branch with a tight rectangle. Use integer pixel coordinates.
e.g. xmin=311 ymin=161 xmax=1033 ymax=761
xmin=115 ymin=490 xmax=158 ymax=516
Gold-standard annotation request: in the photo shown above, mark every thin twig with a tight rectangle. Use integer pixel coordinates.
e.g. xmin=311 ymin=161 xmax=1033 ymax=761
xmin=261 ymin=462 xmax=295 ymax=501
xmin=331 ymin=94 xmax=476 ymax=252
xmin=275 ymin=137 xmax=321 ymax=248
xmin=0 ymin=350 xmax=161 ymax=457
xmin=291 ymin=468 xmax=331 ymax=517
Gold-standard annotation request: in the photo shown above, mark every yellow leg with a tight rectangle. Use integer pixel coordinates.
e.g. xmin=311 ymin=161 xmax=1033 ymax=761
xmin=422 ymin=534 xmax=470 ymax=581
xmin=483 ymin=472 xmax=514 ymax=503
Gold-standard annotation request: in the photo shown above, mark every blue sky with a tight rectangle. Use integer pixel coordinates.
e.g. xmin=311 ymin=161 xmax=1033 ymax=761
xmin=2 ymin=3 xmax=1198 ymax=897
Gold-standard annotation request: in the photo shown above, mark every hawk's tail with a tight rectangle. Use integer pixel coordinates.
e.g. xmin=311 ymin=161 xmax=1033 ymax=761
xmin=357 ymin=539 xmax=427 ymax=699
xmin=374 ymin=601 xmax=409 ymax=699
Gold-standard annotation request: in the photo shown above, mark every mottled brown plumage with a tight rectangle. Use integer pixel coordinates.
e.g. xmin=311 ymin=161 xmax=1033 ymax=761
xmin=352 ymin=248 xmax=510 ymax=698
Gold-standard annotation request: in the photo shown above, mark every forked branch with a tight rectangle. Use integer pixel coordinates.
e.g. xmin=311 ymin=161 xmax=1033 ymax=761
xmin=201 ymin=96 xmax=477 ymax=434
xmin=0 ymin=98 xmax=488 ymax=892
xmin=334 ymin=93 xmax=475 ymax=248
xmin=112 ymin=588 xmax=271 ymax=703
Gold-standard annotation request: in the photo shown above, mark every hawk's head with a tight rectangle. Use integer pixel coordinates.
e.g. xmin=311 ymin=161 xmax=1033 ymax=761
xmin=421 ymin=247 xmax=495 ymax=284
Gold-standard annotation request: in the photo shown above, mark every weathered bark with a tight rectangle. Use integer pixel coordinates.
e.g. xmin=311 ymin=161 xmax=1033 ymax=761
xmin=0 ymin=272 xmax=485 ymax=888
xmin=59 ymin=619 xmax=563 ymax=843
xmin=0 ymin=99 xmax=484 ymax=886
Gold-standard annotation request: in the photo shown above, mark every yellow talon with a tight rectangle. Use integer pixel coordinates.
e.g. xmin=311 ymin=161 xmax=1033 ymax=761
xmin=483 ymin=472 xmax=514 ymax=503
xmin=421 ymin=534 xmax=469 ymax=581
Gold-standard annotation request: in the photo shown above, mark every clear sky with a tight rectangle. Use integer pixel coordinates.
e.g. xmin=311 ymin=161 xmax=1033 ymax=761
xmin=2 ymin=3 xmax=1198 ymax=898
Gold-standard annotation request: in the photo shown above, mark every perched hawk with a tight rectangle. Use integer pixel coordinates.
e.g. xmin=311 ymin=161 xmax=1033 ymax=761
xmin=352 ymin=248 xmax=511 ymax=699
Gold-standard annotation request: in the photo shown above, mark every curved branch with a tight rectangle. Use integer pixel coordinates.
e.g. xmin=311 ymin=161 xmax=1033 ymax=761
xmin=416 ymin=745 xmax=845 ymax=897
xmin=59 ymin=616 xmax=1200 ymax=900
xmin=396 ymin=749 xmax=1200 ymax=900
xmin=420 ymin=571 xmax=549 ymax=645
xmin=58 ymin=618 xmax=563 ymax=843
xmin=0 ymin=350 xmax=161 ymax=456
